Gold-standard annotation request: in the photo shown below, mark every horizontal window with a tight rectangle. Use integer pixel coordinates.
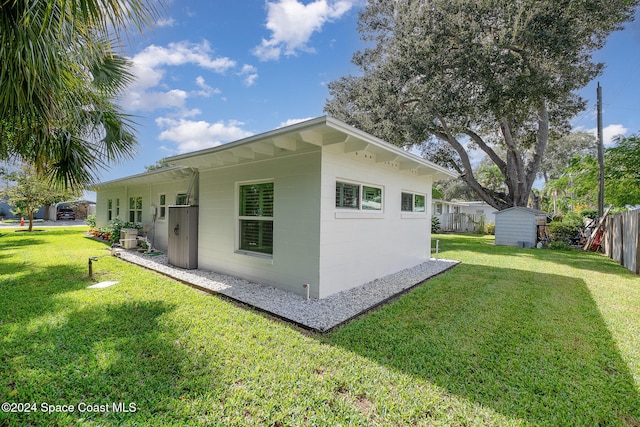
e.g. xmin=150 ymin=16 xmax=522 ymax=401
xmin=362 ymin=186 xmax=382 ymax=210
xmin=401 ymin=192 xmax=426 ymax=213
xmin=240 ymin=220 xmax=273 ymax=254
xmin=336 ymin=181 xmax=382 ymax=211
xmin=335 ymin=182 xmax=359 ymax=209
xmin=240 ymin=183 xmax=274 ymax=217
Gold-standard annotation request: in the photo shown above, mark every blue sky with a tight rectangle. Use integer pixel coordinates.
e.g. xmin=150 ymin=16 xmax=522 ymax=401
xmin=101 ymin=0 xmax=640 ymax=185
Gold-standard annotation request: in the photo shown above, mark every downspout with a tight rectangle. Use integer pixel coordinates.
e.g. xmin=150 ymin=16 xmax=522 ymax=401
xmin=185 ymin=169 xmax=199 ymax=205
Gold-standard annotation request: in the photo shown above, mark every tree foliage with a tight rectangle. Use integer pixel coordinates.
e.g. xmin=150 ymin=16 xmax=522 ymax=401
xmin=538 ymin=131 xmax=597 ymax=182
xmin=544 ymin=134 xmax=640 ymax=211
xmin=0 ymin=0 xmax=158 ymax=188
xmin=1 ymin=164 xmax=80 ymax=231
xmin=325 ymin=0 xmax=637 ymax=210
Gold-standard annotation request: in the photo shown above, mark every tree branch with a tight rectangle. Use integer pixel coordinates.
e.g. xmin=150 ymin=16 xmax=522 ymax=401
xmin=463 ymin=128 xmax=507 ymax=174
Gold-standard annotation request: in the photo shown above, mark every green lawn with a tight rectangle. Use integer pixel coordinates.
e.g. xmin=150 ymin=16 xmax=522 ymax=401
xmin=1 ymin=228 xmax=639 ymax=426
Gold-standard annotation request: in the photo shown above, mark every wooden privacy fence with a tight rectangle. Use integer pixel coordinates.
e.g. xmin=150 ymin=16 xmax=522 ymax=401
xmin=602 ymin=210 xmax=640 ymax=274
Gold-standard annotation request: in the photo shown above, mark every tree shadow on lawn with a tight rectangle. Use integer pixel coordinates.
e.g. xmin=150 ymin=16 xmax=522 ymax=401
xmin=0 ymin=263 xmax=115 ymax=328
xmin=327 ymin=263 xmax=640 ymax=426
xmin=0 ymin=299 xmax=196 ymax=426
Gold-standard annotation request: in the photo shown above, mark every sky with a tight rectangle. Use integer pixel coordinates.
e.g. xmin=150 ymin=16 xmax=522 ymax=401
xmin=97 ymin=0 xmax=640 ymax=188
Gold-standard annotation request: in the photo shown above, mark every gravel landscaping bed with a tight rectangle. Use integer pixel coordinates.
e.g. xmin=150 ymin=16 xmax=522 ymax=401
xmin=117 ymin=250 xmax=459 ymax=332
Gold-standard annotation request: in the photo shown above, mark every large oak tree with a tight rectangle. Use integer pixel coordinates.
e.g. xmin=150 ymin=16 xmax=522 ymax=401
xmin=325 ymin=0 xmax=637 ymax=210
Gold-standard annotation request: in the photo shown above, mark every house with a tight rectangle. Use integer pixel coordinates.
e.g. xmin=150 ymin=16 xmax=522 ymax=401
xmin=92 ymin=116 xmax=457 ymax=298
xmin=494 ymin=206 xmax=547 ymax=247
xmin=432 ymin=199 xmax=495 ymax=232
xmin=0 ymin=196 xmax=46 ymax=220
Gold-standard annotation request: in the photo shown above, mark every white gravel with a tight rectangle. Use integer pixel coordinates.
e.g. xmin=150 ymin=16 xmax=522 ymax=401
xmin=116 ymin=249 xmax=459 ymax=332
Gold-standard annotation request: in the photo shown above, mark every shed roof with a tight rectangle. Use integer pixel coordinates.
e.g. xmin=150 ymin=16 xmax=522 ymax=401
xmin=494 ymin=206 xmax=547 ymax=216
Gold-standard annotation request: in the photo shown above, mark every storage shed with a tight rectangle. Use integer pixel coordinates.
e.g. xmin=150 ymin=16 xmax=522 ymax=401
xmin=494 ymin=207 xmax=547 ymax=248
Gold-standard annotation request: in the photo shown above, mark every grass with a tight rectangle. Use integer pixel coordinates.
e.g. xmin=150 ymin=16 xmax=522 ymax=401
xmin=0 ymin=228 xmax=638 ymax=426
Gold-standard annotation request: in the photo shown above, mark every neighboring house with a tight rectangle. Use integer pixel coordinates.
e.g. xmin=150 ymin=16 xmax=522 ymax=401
xmin=494 ymin=206 xmax=547 ymax=247
xmin=92 ymin=116 xmax=456 ymax=299
xmin=0 ymin=196 xmax=46 ymax=219
xmin=432 ymin=199 xmax=495 ymax=232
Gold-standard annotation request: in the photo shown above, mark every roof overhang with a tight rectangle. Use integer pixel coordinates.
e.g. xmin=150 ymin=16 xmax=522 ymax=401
xmin=165 ymin=116 xmax=458 ymax=181
xmin=90 ymin=165 xmax=195 ymax=190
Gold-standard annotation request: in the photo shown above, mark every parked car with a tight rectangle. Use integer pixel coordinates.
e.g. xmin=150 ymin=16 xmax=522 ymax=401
xmin=57 ymin=208 xmax=76 ymax=220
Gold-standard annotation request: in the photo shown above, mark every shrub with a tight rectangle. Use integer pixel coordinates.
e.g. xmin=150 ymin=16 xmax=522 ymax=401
xmin=431 ymin=216 xmax=441 ymax=233
xmin=549 ymin=241 xmax=572 ymax=250
xmin=85 ymin=214 xmax=96 ymax=229
xmin=548 ymin=221 xmax=580 ymax=243
xmin=97 ymin=218 xmax=142 ymax=245
xmin=580 ymin=209 xmax=598 ymax=220
xmin=474 ymin=215 xmax=486 ymax=234
xmin=485 ymin=222 xmax=495 ymax=235
xmin=563 ymin=211 xmax=586 ymax=228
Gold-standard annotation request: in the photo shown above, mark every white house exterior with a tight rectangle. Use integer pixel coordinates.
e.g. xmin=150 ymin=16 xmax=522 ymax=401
xmin=494 ymin=206 xmax=547 ymax=247
xmin=432 ymin=199 xmax=495 ymax=232
xmin=93 ymin=117 xmax=456 ymax=298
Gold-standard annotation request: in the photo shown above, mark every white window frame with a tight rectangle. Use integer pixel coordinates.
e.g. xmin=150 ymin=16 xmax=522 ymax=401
xmin=158 ymin=194 xmax=166 ymax=220
xmin=107 ymin=199 xmax=113 ymax=221
xmin=401 ymin=192 xmax=427 ymax=213
xmin=115 ymin=198 xmax=120 ymax=218
xmin=129 ymin=196 xmax=143 ymax=223
xmin=335 ymin=180 xmax=384 ymax=218
xmin=236 ymin=180 xmax=274 ymax=258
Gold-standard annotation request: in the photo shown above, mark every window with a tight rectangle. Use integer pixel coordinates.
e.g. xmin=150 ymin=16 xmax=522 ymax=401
xmin=238 ymin=182 xmax=274 ymax=255
xmin=435 ymin=203 xmax=443 ymax=215
xmin=129 ymin=197 xmax=142 ymax=223
xmin=176 ymin=193 xmax=188 ymax=205
xmin=107 ymin=199 xmax=113 ymax=221
xmin=401 ymin=192 xmax=426 ymax=213
xmin=335 ymin=181 xmax=382 ymax=211
xmin=414 ymin=195 xmax=426 ymax=212
xmin=362 ymin=186 xmax=382 ymax=210
xmin=159 ymin=194 xmax=166 ymax=219
xmin=400 ymin=193 xmax=426 ymax=212
xmin=335 ymin=182 xmax=359 ymax=209
xmin=116 ymin=198 xmax=120 ymax=217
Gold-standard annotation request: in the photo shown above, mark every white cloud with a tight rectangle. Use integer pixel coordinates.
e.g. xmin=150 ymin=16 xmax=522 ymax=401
xmin=278 ymin=117 xmax=314 ymax=128
xmin=253 ymin=0 xmax=352 ymax=61
xmin=156 ymin=117 xmax=254 ymax=153
xmin=134 ymin=41 xmax=236 ymax=73
xmin=238 ymin=64 xmax=259 ymax=87
xmin=122 ymin=88 xmax=188 ymax=112
xmin=194 ymin=76 xmax=221 ymax=97
xmin=580 ymin=124 xmax=628 ymax=146
xmin=156 ymin=17 xmax=176 ymax=27
xmin=121 ymin=41 xmax=235 ymax=112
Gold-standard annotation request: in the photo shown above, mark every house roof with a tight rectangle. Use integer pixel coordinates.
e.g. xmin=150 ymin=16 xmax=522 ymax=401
xmin=90 ymin=165 xmax=195 ymax=190
xmin=432 ymin=199 xmax=493 ymax=207
xmin=165 ymin=116 xmax=457 ymax=181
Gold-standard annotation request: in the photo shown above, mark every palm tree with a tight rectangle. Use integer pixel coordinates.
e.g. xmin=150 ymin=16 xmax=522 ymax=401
xmin=0 ymin=0 xmax=157 ymax=187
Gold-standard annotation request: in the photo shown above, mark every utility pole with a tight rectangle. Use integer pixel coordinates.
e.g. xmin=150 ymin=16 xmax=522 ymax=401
xmin=597 ymin=82 xmax=604 ymax=217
